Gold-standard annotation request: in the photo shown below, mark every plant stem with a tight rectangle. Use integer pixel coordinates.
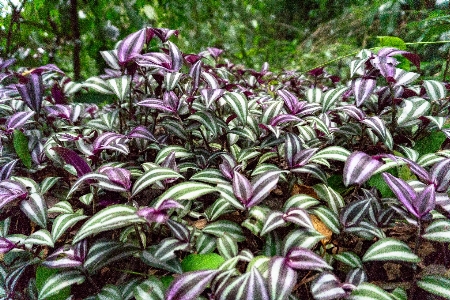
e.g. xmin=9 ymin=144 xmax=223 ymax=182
xmin=410 ymin=219 xmax=422 ymax=298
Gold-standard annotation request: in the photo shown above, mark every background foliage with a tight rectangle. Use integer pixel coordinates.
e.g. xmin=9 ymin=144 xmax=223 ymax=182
xmin=1 ymin=0 xmax=450 ymax=80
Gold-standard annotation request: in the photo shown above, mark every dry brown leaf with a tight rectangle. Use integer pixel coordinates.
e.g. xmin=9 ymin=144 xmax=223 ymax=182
xmin=310 ymin=214 xmax=332 ymax=245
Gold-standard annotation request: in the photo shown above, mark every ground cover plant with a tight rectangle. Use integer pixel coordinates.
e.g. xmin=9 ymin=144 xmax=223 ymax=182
xmin=1 ymin=27 xmax=450 ymax=299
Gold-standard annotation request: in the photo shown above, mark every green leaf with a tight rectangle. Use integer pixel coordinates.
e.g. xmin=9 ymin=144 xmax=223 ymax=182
xmin=362 ymin=238 xmax=420 ymax=263
xmin=38 ymin=270 xmax=84 ymax=300
xmin=422 ymin=219 xmax=450 ymax=243
xmin=35 ymin=266 xmax=71 ymax=300
xmin=350 ymin=282 xmax=392 ymax=300
xmin=132 ymin=167 xmax=184 ymax=196
xmin=72 ymin=205 xmax=144 ymax=244
xmin=13 ymin=129 xmax=32 ymax=169
xmin=153 ymin=181 xmax=217 ymax=207
xmin=182 ymin=253 xmax=225 ymax=272
xmin=51 ymin=213 xmax=87 ymax=242
xmin=417 ymin=275 xmax=450 ymax=299
xmin=223 ymin=92 xmax=248 ymax=125
xmin=377 ymin=36 xmax=406 ymax=50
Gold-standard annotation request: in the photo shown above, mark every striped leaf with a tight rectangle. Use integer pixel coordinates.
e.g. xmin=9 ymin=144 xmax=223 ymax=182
xmin=322 ymin=87 xmax=347 ymax=111
xmin=394 ymin=69 xmax=420 ymax=87
xmin=79 ymin=193 xmax=93 ymax=206
xmin=164 ymin=72 xmax=183 ymax=91
xmin=248 ymin=171 xmax=281 ymax=208
xmin=349 ymin=282 xmax=392 ymax=300
xmin=284 ymin=208 xmax=314 ymax=230
xmin=417 ymin=275 xmax=450 ymax=299
xmin=117 ymin=28 xmax=146 ymax=63
xmin=107 ymin=75 xmax=131 ymax=102
xmin=97 ymin=284 xmax=122 ymax=300
xmin=100 ymin=50 xmax=120 ymax=69
xmin=153 ymin=181 xmax=217 ymax=207
xmin=343 ymin=151 xmax=384 ymax=187
xmin=353 ymin=77 xmax=376 ymax=107
xmin=218 ymin=266 xmax=269 ymax=300
xmin=310 ymin=146 xmax=350 ymax=163
xmin=196 ymin=233 xmax=217 ymax=254
xmin=306 ymin=88 xmax=323 ymax=103
xmin=203 ymin=220 xmax=246 ymax=242
xmin=166 ymin=270 xmax=219 ymax=300
xmin=134 ymin=277 xmax=165 ymax=300
xmin=260 ymin=211 xmax=285 ymax=236
xmin=38 ymin=270 xmax=84 ymax=300
xmin=20 ymin=192 xmax=47 ymax=228
xmin=84 ymin=241 xmax=139 ymax=273
xmin=201 ymin=88 xmax=225 ymax=108
xmin=204 ymin=198 xmax=234 ymax=221
xmin=431 ymin=158 xmax=450 ymax=192
xmin=132 ymin=167 xmax=183 ymax=196
xmin=282 ymin=230 xmax=324 ymax=255
xmin=24 ymin=229 xmax=54 ymax=247
xmin=6 ymin=111 xmax=35 ymax=131
xmin=52 ymin=147 xmax=92 ymax=177
xmin=311 ymin=272 xmax=346 ymax=300
xmin=286 ymin=247 xmax=332 ymax=270
xmin=48 ymin=201 xmax=73 ymax=214
xmin=422 ymin=219 xmax=450 ymax=242
xmin=190 ymin=169 xmax=228 ymax=185
xmin=261 ymin=101 xmax=284 ymax=124
xmin=67 ymin=173 xmax=127 ymax=199
xmin=423 ymin=80 xmax=446 ymax=101
xmin=283 ymin=194 xmax=320 ymax=211
xmin=83 ymin=76 xmax=113 ymax=94
xmin=268 ymin=257 xmax=297 ymax=300
xmin=340 ymin=197 xmax=372 ymax=227
xmin=362 ymin=238 xmax=420 ymax=263
xmin=40 ymin=177 xmax=60 ymax=195
xmin=188 ymin=110 xmax=220 ymax=137
xmin=223 ymin=92 xmax=248 ymax=125
xmin=217 ymin=233 xmax=238 ymax=259
xmin=313 ymin=184 xmax=345 ymax=215
xmin=346 ymin=268 xmax=367 ymax=286
xmin=397 ymin=97 xmax=430 ymax=125
xmin=51 ymin=213 xmax=87 ymax=242
xmin=216 ymin=183 xmax=246 ymax=210
xmin=284 ymin=132 xmax=303 ymax=168
xmin=154 ymin=237 xmax=190 ymax=261
xmin=312 ymin=206 xmax=340 ymax=234
xmin=361 ymin=116 xmax=393 ymax=150
xmin=154 ymin=145 xmax=193 ymax=164
xmin=334 ymin=251 xmax=363 ymax=268
xmin=72 ymin=204 xmax=144 ymax=244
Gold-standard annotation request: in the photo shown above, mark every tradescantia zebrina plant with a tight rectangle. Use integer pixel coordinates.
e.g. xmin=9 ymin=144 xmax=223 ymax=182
xmin=0 ymin=26 xmax=450 ymax=300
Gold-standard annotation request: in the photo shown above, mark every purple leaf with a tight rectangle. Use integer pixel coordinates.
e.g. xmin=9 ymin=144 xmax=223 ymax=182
xmin=0 ymin=237 xmax=15 ymax=254
xmin=284 ymin=132 xmax=303 ymax=168
xmin=292 ymin=148 xmax=318 ymax=168
xmin=340 ymin=105 xmax=366 ymax=121
xmin=268 ymin=257 xmax=297 ymax=300
xmin=372 ymin=55 xmax=397 ymax=81
xmin=52 ymin=147 xmax=92 ymax=177
xmin=92 ymin=132 xmax=128 ymax=155
xmin=343 ymin=151 xmax=383 ymax=186
xmin=0 ymin=180 xmax=28 ymax=210
xmin=166 ymin=219 xmax=190 ymax=243
xmin=397 ymin=157 xmax=432 ymax=183
xmin=137 ymin=199 xmax=183 ymax=224
xmin=377 ymin=48 xmax=421 ymax=69
xmin=6 ymin=111 xmax=35 ymax=132
xmin=207 ymin=47 xmax=224 ymax=59
xmin=219 ymin=155 xmax=237 ymax=180
xmin=161 ymin=151 xmax=179 ymax=172
xmin=311 ymin=272 xmax=348 ymax=300
xmin=247 ymin=171 xmax=280 ymax=208
xmin=16 ymin=73 xmax=44 ymax=114
xmin=0 ymin=58 xmax=16 ymax=69
xmin=431 ymin=158 xmax=450 ymax=192
xmin=382 ymin=173 xmax=426 ymax=219
xmin=286 ymin=247 xmax=332 ymax=270
xmin=232 ymin=170 xmax=253 ymax=205
xmin=0 ymin=159 xmax=18 ymax=180
xmin=152 ymin=28 xmax=179 ymax=42
xmin=353 ymin=77 xmax=376 ymax=107
xmin=163 ymin=91 xmax=181 ymax=112
xmin=43 ymin=242 xmax=85 ymax=268
xmin=270 ymin=114 xmax=303 ymax=126
xmin=166 ymin=270 xmax=219 ymax=300
xmin=45 ymin=105 xmax=71 ymax=121
xmin=31 ymin=64 xmax=65 ymax=75
xmin=98 ymin=166 xmax=131 ymax=190
xmin=283 ymin=208 xmax=314 ymax=229
xmin=137 ymin=98 xmax=173 ymax=113
xmin=117 ymin=28 xmax=147 ymax=64
xmin=167 ymin=41 xmax=183 ymax=72
xmin=127 ymin=125 xmax=157 ymax=142
xmin=414 ymin=184 xmax=436 ymax=218
xmin=189 ymin=60 xmax=202 ymax=91
xmin=277 ymin=89 xmax=304 ymax=114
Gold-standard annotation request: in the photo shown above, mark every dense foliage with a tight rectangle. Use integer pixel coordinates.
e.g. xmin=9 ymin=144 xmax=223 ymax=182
xmin=1 ymin=25 xmax=450 ymax=299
